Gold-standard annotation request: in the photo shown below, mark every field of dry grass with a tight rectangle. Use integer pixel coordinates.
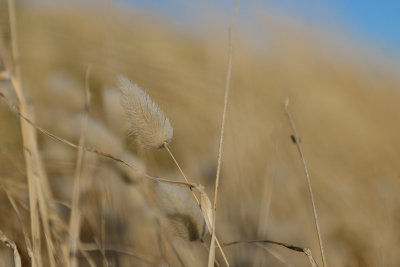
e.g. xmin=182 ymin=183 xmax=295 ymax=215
xmin=0 ymin=2 xmax=400 ymax=267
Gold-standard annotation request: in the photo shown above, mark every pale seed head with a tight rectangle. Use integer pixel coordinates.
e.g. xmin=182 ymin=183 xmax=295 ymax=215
xmin=118 ymin=75 xmax=173 ymax=149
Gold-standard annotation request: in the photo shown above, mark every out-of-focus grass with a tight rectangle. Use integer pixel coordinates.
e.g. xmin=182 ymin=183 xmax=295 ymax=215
xmin=0 ymin=2 xmax=400 ymax=266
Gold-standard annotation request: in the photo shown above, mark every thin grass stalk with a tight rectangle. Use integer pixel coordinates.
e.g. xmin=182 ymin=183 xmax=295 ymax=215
xmin=223 ymin=239 xmax=318 ymax=267
xmin=254 ymin=145 xmax=278 ymax=265
xmin=201 ymin=242 xmax=221 ymax=267
xmin=79 ymin=249 xmax=96 ymax=267
xmin=284 ymin=99 xmax=326 ymax=267
xmin=208 ymin=1 xmax=239 ymax=266
xmin=164 ymin=145 xmax=229 ymax=266
xmin=164 ymin=145 xmax=199 ymax=202
xmin=68 ymin=65 xmax=92 ymax=267
xmin=2 ymin=187 xmax=37 ymax=267
xmin=94 ymin=237 xmax=109 ymax=267
xmin=34 ymin=180 xmax=56 ymax=266
xmin=257 ymin=142 xmax=279 ymax=237
xmin=19 ymin=106 xmax=55 ymax=267
xmin=80 ymin=243 xmax=156 ymax=265
xmin=100 ymin=198 xmax=107 ymax=267
xmin=0 ymin=92 xmax=199 ymax=193
xmin=6 ymin=0 xmax=20 ymax=81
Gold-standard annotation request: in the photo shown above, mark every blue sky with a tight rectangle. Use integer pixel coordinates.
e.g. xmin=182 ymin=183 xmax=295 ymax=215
xmin=335 ymin=1 xmax=400 ymax=51
xmin=124 ymin=0 xmax=400 ymax=55
xmin=267 ymin=0 xmax=400 ymax=52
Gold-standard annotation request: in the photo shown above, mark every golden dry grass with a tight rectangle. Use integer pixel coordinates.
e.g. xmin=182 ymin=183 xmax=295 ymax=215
xmin=0 ymin=2 xmax=400 ymax=267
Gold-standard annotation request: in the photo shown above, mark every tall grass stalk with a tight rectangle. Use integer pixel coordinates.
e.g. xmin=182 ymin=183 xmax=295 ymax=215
xmin=68 ymin=65 xmax=92 ymax=267
xmin=208 ymin=1 xmax=238 ymax=266
xmin=6 ymin=0 xmax=56 ymax=266
xmin=284 ymin=99 xmax=327 ymax=267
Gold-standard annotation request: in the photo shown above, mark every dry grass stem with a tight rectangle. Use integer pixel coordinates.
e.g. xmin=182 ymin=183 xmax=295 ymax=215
xmin=224 ymin=239 xmax=306 ymax=251
xmin=0 ymin=229 xmax=22 ymax=267
xmin=6 ymin=0 xmax=56 ymax=265
xmin=0 ymin=92 xmax=197 ymax=191
xmin=118 ymin=75 xmax=173 ymax=149
xmin=284 ymin=98 xmax=326 ymax=267
xmin=94 ymin=236 xmax=109 ymax=267
xmin=6 ymin=0 xmax=41 ymax=264
xmin=34 ymin=175 xmax=56 ymax=267
xmin=224 ymin=239 xmax=318 ymax=267
xmin=164 ymin=144 xmax=229 ymax=266
xmin=7 ymin=0 xmax=21 ymax=81
xmin=68 ymin=65 xmax=92 ymax=267
xmin=208 ymin=1 xmax=239 ymax=266
xmin=257 ymin=142 xmax=279 ymax=237
xmin=2 ymin=186 xmax=35 ymax=266
xmin=80 ymin=243 xmax=156 ymax=265
xmin=79 ymin=249 xmax=96 ymax=267
xmin=164 ymin=145 xmax=199 ymax=200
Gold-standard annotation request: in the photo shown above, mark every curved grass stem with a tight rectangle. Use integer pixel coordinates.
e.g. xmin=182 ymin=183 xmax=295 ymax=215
xmin=284 ymin=98 xmax=327 ymax=267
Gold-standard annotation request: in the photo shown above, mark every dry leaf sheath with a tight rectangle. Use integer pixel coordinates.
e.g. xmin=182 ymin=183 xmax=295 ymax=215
xmin=118 ymin=75 xmax=173 ymax=149
xmin=197 ymin=185 xmax=214 ymax=234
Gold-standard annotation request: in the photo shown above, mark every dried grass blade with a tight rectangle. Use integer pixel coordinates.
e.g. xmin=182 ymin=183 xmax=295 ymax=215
xmin=223 ymin=239 xmax=318 ymax=267
xmin=198 ymin=186 xmax=213 ymax=234
xmin=68 ymin=65 xmax=92 ymax=267
xmin=0 ymin=229 xmax=22 ymax=267
xmin=2 ymin=186 xmax=36 ymax=266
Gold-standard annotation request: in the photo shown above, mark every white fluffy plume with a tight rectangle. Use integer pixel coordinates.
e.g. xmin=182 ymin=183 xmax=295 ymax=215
xmin=118 ymin=75 xmax=173 ymax=149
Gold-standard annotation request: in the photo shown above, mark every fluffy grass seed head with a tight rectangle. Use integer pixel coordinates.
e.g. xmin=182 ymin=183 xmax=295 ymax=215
xmin=153 ymin=181 xmax=207 ymax=241
xmin=118 ymin=75 xmax=173 ymax=149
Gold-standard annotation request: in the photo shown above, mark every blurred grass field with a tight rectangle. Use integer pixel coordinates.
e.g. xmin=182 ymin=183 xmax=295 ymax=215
xmin=0 ymin=2 xmax=400 ymax=267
